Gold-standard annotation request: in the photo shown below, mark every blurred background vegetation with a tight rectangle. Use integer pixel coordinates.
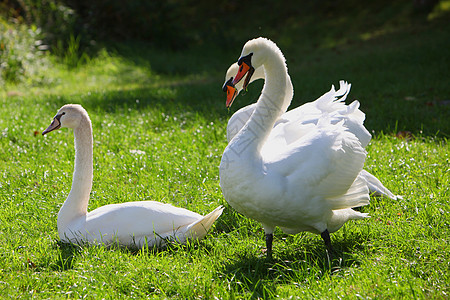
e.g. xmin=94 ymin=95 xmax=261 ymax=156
xmin=1 ymin=0 xmax=449 ymax=83
xmin=0 ymin=0 xmax=449 ymax=137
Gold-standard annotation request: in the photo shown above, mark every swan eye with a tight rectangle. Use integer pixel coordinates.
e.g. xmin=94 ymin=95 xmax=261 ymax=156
xmin=238 ymin=53 xmax=253 ymax=67
xmin=223 ymin=77 xmax=234 ymax=92
xmin=55 ymin=112 xmax=65 ymax=121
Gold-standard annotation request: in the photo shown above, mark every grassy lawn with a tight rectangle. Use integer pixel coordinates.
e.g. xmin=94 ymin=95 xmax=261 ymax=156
xmin=0 ymin=7 xmax=449 ymax=299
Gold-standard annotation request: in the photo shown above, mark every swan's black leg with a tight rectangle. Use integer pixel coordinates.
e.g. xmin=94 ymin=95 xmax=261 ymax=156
xmin=265 ymin=233 xmax=273 ymax=259
xmin=321 ymin=229 xmax=334 ymax=259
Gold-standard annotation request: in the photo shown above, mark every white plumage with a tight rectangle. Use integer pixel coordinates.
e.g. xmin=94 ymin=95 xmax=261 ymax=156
xmin=43 ymin=104 xmax=223 ymax=248
xmin=223 ymin=63 xmax=397 ymax=200
xmin=219 ymin=37 xmax=381 ymax=256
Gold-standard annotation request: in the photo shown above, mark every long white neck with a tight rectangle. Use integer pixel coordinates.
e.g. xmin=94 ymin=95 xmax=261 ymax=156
xmin=57 ymin=116 xmax=93 ymax=231
xmin=244 ymin=64 xmax=293 ymax=112
xmin=236 ymin=49 xmax=290 ymax=154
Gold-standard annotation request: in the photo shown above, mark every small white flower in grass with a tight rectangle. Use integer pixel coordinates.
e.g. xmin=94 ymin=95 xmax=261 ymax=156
xmin=130 ymin=150 xmax=146 ymax=155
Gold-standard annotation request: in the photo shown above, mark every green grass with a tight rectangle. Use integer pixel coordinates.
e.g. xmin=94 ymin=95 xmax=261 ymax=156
xmin=1 ymin=8 xmax=449 ymax=298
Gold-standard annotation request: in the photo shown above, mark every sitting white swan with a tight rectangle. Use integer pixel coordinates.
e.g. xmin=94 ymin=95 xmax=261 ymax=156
xmin=223 ymin=63 xmax=398 ymax=200
xmin=42 ymin=104 xmax=223 ymax=248
xmin=220 ymin=37 xmax=371 ymax=257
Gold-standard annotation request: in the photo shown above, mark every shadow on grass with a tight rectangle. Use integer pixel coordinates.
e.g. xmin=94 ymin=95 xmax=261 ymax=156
xmin=219 ymin=233 xmax=367 ymax=297
xmin=49 ymin=240 xmax=165 ymax=271
xmin=122 ymin=238 xmax=215 ymax=257
xmin=50 ymin=241 xmax=81 ymax=271
xmin=213 ymin=204 xmax=260 ymax=234
xmin=49 ymin=235 xmax=221 ymax=271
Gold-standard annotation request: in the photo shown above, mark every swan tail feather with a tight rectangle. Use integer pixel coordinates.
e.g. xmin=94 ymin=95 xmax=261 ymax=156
xmin=315 ymin=81 xmax=351 ymax=113
xmin=342 ymin=100 xmax=366 ymax=123
xmin=327 ymin=208 xmax=369 ymax=233
xmin=318 ymin=83 xmax=371 ymax=148
xmin=359 ymin=170 xmax=398 ymax=200
xmin=335 ymin=80 xmax=351 ymax=102
xmin=339 ymin=103 xmax=372 ymax=148
xmin=327 ymin=176 xmax=370 ymax=209
xmin=186 ymin=205 xmax=224 ymax=240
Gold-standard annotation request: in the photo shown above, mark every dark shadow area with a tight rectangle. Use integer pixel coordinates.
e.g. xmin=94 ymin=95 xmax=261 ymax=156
xmin=142 ymin=237 xmax=226 ymax=257
xmin=48 ymin=238 xmax=217 ymax=271
xmin=212 ymin=204 xmax=258 ymax=234
xmin=3 ymin=0 xmax=447 ymax=51
xmin=108 ymin=41 xmax=237 ymax=77
xmin=50 ymin=241 xmax=82 ymax=271
xmin=219 ymin=232 xmax=368 ymax=297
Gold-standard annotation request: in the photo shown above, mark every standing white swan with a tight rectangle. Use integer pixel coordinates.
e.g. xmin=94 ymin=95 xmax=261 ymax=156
xmin=42 ymin=104 xmax=223 ymax=248
xmin=223 ymin=63 xmax=398 ymax=200
xmin=220 ymin=37 xmax=371 ymax=257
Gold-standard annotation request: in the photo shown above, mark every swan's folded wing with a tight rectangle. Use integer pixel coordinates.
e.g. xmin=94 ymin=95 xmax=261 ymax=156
xmin=281 ymin=82 xmax=351 ymax=124
xmin=265 ymin=119 xmax=342 ymax=175
xmin=85 ymin=201 xmax=203 ymax=239
xmin=333 ymin=100 xmax=372 ymax=148
xmin=265 ymin=120 xmax=368 ymax=209
xmin=312 ymin=122 xmax=369 ymax=209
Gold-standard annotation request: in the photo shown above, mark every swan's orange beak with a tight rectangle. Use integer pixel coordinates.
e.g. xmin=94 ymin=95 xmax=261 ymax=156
xmin=232 ymin=62 xmax=251 ymax=86
xmin=223 ymin=78 xmax=238 ymax=108
xmin=232 ymin=53 xmax=254 ymax=91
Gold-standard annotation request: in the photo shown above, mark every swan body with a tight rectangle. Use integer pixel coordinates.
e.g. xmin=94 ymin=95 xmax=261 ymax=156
xmin=43 ymin=104 xmax=223 ymax=248
xmin=223 ymin=63 xmax=397 ymax=200
xmin=219 ymin=38 xmax=371 ymax=256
